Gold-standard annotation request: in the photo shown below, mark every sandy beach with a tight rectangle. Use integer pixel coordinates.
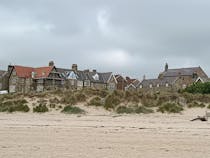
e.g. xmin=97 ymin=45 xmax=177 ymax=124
xmin=0 ymin=108 xmax=210 ymax=158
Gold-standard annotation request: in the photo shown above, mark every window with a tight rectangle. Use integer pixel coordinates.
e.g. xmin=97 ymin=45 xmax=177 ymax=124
xmin=157 ymin=84 xmax=160 ymax=87
xmin=84 ymin=80 xmax=90 ymax=86
xmin=149 ymin=84 xmax=152 ymax=88
xmin=139 ymin=85 xmax=143 ymax=89
xmin=166 ymin=83 xmax=169 ymax=87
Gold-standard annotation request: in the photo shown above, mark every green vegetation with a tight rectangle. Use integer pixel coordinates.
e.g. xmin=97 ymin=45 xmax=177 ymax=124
xmin=62 ymin=105 xmax=85 ymax=114
xmin=33 ymin=104 xmax=49 ymax=113
xmin=116 ymin=106 xmax=153 ymax=114
xmin=116 ymin=106 xmax=134 ymax=114
xmin=188 ymin=101 xmax=206 ymax=108
xmin=184 ymin=82 xmax=210 ymax=94
xmin=157 ymin=102 xmax=183 ymax=113
xmin=104 ymin=94 xmax=121 ymax=110
xmin=135 ymin=106 xmax=154 ymax=114
xmin=88 ymin=97 xmax=103 ymax=106
xmin=0 ymin=99 xmax=29 ymax=113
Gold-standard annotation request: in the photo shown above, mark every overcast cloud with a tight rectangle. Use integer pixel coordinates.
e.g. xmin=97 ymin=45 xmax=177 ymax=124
xmin=0 ymin=0 xmax=210 ymax=79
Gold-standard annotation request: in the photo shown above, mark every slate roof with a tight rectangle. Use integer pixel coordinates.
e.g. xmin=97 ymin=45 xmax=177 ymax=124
xmin=57 ymin=68 xmax=89 ymax=81
xmin=57 ymin=68 xmax=112 ymax=83
xmin=160 ymin=67 xmax=208 ymax=78
xmin=140 ymin=77 xmax=178 ymax=88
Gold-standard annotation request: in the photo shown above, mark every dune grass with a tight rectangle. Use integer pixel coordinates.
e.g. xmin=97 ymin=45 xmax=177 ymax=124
xmin=62 ymin=105 xmax=85 ymax=114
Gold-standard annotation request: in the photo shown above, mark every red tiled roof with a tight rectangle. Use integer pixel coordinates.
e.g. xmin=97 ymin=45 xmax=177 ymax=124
xmin=34 ymin=67 xmax=54 ymax=78
xmin=14 ymin=66 xmax=34 ymax=78
xmin=14 ymin=65 xmax=54 ymax=78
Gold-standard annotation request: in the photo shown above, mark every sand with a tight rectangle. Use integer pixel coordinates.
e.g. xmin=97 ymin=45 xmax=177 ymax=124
xmin=0 ymin=108 xmax=210 ymax=158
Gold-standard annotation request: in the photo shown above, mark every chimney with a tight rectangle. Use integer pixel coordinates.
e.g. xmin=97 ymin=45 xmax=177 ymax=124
xmin=49 ymin=61 xmax=54 ymax=67
xmin=93 ymin=69 xmax=97 ymax=73
xmin=165 ymin=63 xmax=168 ymax=72
xmin=8 ymin=65 xmax=13 ymax=73
xmin=72 ymin=64 xmax=78 ymax=71
xmin=84 ymin=69 xmax=89 ymax=73
xmin=143 ymin=75 xmax=146 ymax=80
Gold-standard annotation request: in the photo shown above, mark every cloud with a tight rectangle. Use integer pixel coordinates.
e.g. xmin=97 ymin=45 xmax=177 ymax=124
xmin=0 ymin=0 xmax=210 ymax=78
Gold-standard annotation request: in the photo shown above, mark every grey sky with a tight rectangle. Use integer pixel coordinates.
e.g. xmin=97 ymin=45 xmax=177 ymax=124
xmin=0 ymin=0 xmax=210 ymax=79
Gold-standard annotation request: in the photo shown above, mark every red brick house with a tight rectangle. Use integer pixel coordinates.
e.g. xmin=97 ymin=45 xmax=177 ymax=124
xmin=114 ymin=75 xmax=127 ymax=91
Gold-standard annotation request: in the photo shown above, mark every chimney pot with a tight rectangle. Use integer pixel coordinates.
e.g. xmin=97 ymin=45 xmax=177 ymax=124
xmin=72 ymin=64 xmax=78 ymax=71
xmin=49 ymin=61 xmax=54 ymax=66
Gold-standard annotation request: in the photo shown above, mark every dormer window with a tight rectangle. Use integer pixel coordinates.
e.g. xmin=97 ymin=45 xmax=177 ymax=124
xmin=93 ymin=73 xmax=99 ymax=80
xmin=139 ymin=85 xmax=143 ymax=89
xmin=68 ymin=71 xmax=77 ymax=79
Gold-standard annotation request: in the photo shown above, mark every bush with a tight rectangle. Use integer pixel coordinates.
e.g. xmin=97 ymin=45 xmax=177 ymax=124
xmin=75 ymin=93 xmax=87 ymax=102
xmin=88 ymin=97 xmax=103 ymax=106
xmin=0 ymin=99 xmax=29 ymax=113
xmin=207 ymin=104 xmax=210 ymax=109
xmin=116 ymin=106 xmax=134 ymax=114
xmin=157 ymin=102 xmax=183 ymax=113
xmin=188 ymin=102 xmax=206 ymax=108
xmin=135 ymin=106 xmax=154 ymax=114
xmin=62 ymin=105 xmax=85 ymax=114
xmin=125 ymin=91 xmax=140 ymax=103
xmin=33 ymin=104 xmax=49 ymax=113
xmin=61 ymin=94 xmax=77 ymax=105
xmin=104 ymin=94 xmax=121 ymax=109
xmin=184 ymin=82 xmax=210 ymax=94
xmin=116 ymin=106 xmax=153 ymax=114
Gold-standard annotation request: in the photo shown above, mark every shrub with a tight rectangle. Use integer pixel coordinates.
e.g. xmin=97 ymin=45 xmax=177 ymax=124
xmin=0 ymin=99 xmax=29 ymax=113
xmin=207 ymin=104 xmax=210 ymax=109
xmin=33 ymin=104 xmax=49 ymax=113
xmin=135 ymin=106 xmax=154 ymax=114
xmin=62 ymin=105 xmax=85 ymax=114
xmin=116 ymin=106 xmax=134 ymax=114
xmin=61 ymin=94 xmax=77 ymax=105
xmin=157 ymin=102 xmax=183 ymax=113
xmin=116 ymin=106 xmax=153 ymax=114
xmin=75 ymin=93 xmax=87 ymax=102
xmin=184 ymin=82 xmax=210 ymax=94
xmin=125 ymin=91 xmax=140 ymax=103
xmin=88 ymin=97 xmax=103 ymax=106
xmin=104 ymin=94 xmax=121 ymax=109
xmin=188 ymin=102 xmax=206 ymax=108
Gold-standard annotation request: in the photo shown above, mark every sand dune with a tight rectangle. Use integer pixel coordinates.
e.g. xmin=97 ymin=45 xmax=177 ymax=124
xmin=0 ymin=108 xmax=210 ymax=158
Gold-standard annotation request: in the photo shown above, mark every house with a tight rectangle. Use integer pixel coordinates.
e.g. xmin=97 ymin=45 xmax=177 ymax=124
xmin=138 ymin=63 xmax=209 ymax=90
xmin=0 ymin=70 xmax=8 ymax=91
xmin=57 ymin=64 xmax=114 ymax=90
xmin=8 ymin=62 xmax=62 ymax=93
xmin=114 ymin=75 xmax=128 ymax=91
xmin=125 ymin=79 xmax=140 ymax=91
xmin=138 ymin=78 xmax=175 ymax=90
xmin=57 ymin=64 xmax=89 ymax=90
xmin=86 ymin=70 xmax=113 ymax=89
xmin=158 ymin=63 xmax=209 ymax=89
